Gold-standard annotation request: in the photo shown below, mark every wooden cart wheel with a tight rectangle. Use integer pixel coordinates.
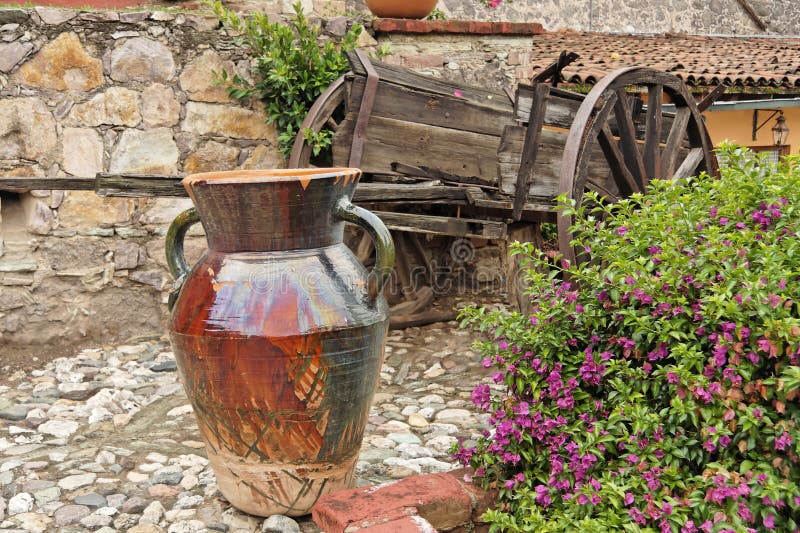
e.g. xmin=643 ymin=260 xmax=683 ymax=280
xmin=557 ymin=67 xmax=718 ymax=265
xmin=288 ymin=76 xmax=346 ymax=168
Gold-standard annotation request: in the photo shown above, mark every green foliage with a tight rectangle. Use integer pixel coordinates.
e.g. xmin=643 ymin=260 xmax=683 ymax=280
xmin=213 ymin=1 xmax=362 ymax=157
xmin=454 ymin=146 xmax=800 ymax=532
xmin=374 ymin=42 xmax=393 ymax=60
xmin=425 ymin=7 xmax=446 ymax=20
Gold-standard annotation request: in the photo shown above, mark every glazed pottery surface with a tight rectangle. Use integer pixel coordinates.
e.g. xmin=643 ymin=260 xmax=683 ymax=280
xmin=165 ymin=168 xmax=394 ymax=517
xmin=364 ymin=0 xmax=438 ymax=19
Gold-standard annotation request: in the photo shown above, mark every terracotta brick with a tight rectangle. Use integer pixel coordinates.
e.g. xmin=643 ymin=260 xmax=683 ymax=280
xmin=357 ymin=515 xmax=437 ymax=533
xmin=373 ymin=18 xmax=544 ymax=36
xmin=313 ymin=473 xmax=473 ymax=533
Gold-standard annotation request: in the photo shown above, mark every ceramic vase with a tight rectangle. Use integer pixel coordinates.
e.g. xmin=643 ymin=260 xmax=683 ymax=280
xmin=364 ymin=0 xmax=438 ymax=19
xmin=165 ymin=168 xmax=394 ymax=517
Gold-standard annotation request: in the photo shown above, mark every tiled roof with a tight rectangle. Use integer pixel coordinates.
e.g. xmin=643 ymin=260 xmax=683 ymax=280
xmin=528 ymin=32 xmax=800 ymax=91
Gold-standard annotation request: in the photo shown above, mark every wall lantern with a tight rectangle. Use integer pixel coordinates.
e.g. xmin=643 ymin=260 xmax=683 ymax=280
xmin=771 ymin=112 xmax=790 ymax=146
xmin=752 ymin=109 xmax=789 ymax=146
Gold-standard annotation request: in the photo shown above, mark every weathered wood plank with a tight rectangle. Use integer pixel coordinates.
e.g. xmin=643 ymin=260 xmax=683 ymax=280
xmin=357 ymin=183 xmax=467 ymax=202
xmin=373 ymin=211 xmax=507 ymax=239
xmin=2 ymin=175 xmax=471 ymax=203
xmin=390 ymin=163 xmax=500 ymax=189
xmin=516 ymin=85 xmax=680 ymax=145
xmin=515 ymin=84 xmax=583 ymax=128
xmin=346 ymin=51 xmax=511 ymax=114
xmin=464 ymin=187 xmax=556 ymax=213
xmin=333 ymin=114 xmax=501 ymax=185
xmin=513 ymin=83 xmax=550 ymax=220
xmin=347 ymin=75 xmax=514 ymax=137
xmin=0 ymin=176 xmax=95 ymax=191
xmin=497 ymin=125 xmax=613 ymax=198
xmin=95 ymin=174 xmax=187 ymax=197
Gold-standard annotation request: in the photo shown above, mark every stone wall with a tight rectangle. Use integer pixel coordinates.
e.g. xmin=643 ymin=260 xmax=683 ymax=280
xmin=0 ymin=7 xmax=291 ymax=354
xmin=347 ymin=0 xmax=800 ymax=36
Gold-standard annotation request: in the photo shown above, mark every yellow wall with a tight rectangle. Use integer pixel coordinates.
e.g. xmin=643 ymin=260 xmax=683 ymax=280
xmin=703 ymin=107 xmax=800 ymax=155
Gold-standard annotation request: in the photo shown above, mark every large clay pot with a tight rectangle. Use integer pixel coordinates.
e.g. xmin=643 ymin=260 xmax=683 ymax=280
xmin=364 ymin=0 xmax=438 ymax=19
xmin=165 ymin=168 xmax=394 ymax=517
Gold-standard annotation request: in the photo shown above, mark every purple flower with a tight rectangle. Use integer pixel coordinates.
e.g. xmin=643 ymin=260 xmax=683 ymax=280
xmin=763 ymin=514 xmax=775 ymax=530
xmin=703 ymin=440 xmax=716 ymax=453
xmin=471 ymin=384 xmax=491 ymax=410
xmin=628 ymin=507 xmax=646 ymax=526
xmin=624 ymin=493 xmax=635 ymax=506
xmin=534 ymin=484 xmax=551 ymax=507
xmin=775 ymin=431 xmax=793 ymax=451
xmin=738 ymin=502 xmax=753 ymax=522
xmin=617 ymin=226 xmax=628 ymax=236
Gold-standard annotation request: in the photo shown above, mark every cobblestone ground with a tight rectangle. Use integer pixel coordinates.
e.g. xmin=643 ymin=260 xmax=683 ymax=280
xmin=0 ymin=321 xmax=492 ymax=533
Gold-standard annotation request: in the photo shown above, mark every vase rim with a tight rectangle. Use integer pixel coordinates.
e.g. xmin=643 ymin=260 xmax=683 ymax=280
xmin=182 ymin=167 xmax=361 ymax=186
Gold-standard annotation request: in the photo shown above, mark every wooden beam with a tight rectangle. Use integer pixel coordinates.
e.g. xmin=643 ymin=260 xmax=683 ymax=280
xmin=464 ymin=187 xmax=556 ymax=214
xmin=0 ymin=176 xmax=95 ymax=191
xmin=346 ymin=51 xmax=511 ymax=114
xmin=513 ymin=83 xmax=550 ymax=220
xmin=95 ymin=174 xmax=186 ymax=197
xmin=374 ymin=211 xmax=507 ymax=239
xmin=1 ymin=176 xmax=470 ymax=203
xmin=333 ymin=113 xmax=501 ymax=184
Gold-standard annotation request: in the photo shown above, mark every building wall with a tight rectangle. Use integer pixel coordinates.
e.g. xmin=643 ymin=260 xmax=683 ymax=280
xmin=347 ymin=0 xmax=800 ymax=36
xmin=704 ymin=107 xmax=800 ymax=156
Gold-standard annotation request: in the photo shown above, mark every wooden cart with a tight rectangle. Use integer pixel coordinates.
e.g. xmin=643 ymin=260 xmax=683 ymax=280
xmin=0 ymin=50 xmax=721 ymax=324
xmin=288 ymin=50 xmax=720 ymax=315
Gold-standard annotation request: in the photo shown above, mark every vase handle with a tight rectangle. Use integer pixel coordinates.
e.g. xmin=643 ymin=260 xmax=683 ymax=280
xmin=165 ymin=208 xmax=201 ymax=311
xmin=335 ymin=198 xmax=395 ymax=301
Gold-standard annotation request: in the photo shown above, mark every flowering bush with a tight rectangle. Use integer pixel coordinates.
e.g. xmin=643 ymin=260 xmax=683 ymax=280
xmin=455 ymin=146 xmax=800 ymax=532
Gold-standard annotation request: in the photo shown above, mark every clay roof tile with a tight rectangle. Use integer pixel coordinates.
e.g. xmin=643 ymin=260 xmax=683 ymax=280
xmin=527 ymin=32 xmax=800 ymax=91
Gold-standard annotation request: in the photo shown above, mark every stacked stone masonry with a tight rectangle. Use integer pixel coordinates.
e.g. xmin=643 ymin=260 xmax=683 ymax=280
xmin=0 ymin=7 xmax=287 ymax=354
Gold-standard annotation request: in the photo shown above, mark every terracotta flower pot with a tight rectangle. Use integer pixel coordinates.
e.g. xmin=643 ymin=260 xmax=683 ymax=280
xmin=165 ymin=168 xmax=394 ymax=517
xmin=364 ymin=0 xmax=438 ymax=19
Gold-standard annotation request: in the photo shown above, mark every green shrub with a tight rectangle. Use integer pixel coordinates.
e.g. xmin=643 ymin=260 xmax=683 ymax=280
xmin=455 ymin=146 xmax=800 ymax=532
xmin=213 ymin=1 xmax=362 ymax=157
